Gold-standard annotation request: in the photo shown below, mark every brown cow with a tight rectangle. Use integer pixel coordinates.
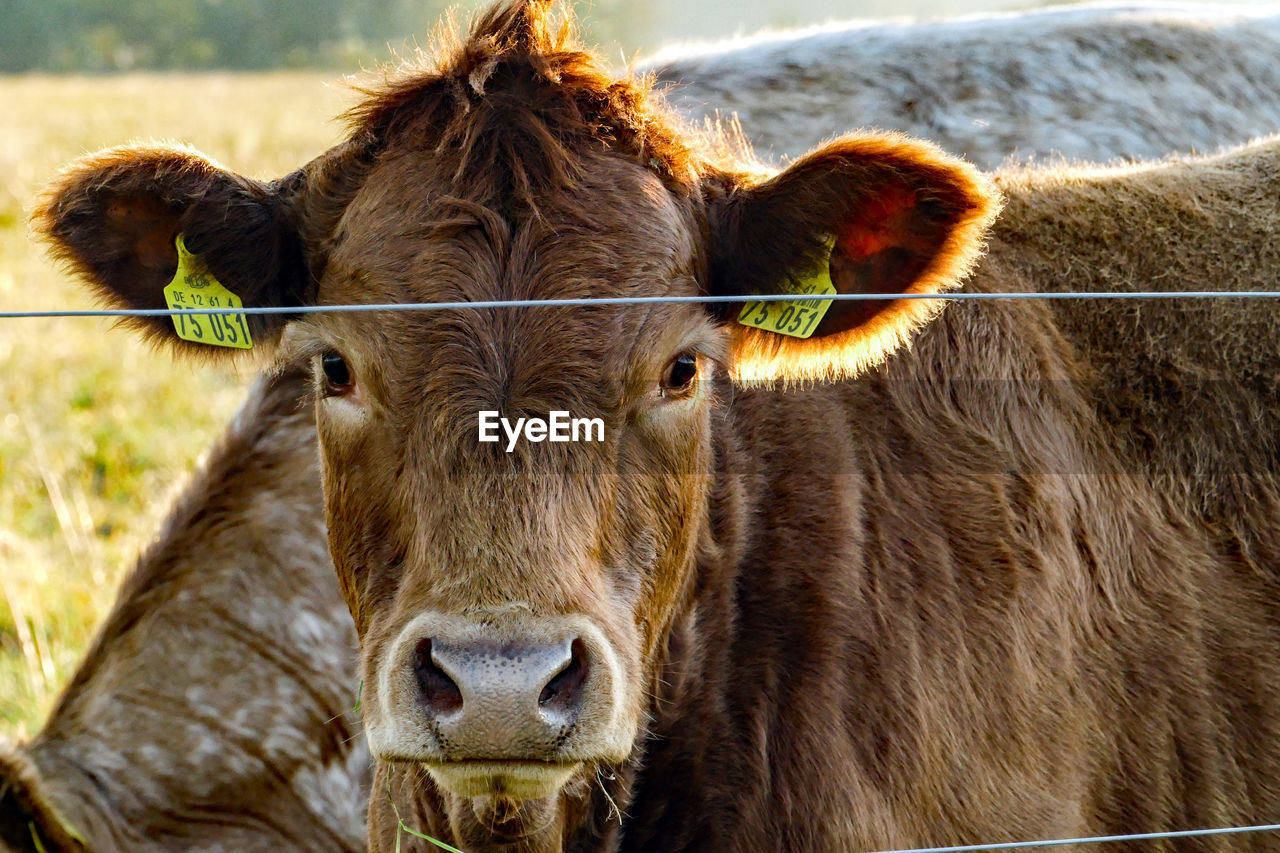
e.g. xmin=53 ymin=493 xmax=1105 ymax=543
xmin=32 ymin=0 xmax=1280 ymax=850
xmin=22 ymin=8 xmax=1280 ymax=851
xmin=0 ymin=368 xmax=367 ymax=852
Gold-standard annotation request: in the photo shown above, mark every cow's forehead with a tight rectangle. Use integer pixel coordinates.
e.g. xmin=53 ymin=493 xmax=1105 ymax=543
xmin=322 ymin=144 xmax=699 ymax=304
xmin=308 ymin=144 xmax=709 ymax=407
xmin=327 ymin=143 xmax=697 ymax=281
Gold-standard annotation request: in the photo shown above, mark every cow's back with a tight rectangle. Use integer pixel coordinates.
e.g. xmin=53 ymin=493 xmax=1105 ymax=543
xmin=650 ymin=5 xmax=1280 ymax=169
xmin=991 ymin=137 xmax=1280 ymax=574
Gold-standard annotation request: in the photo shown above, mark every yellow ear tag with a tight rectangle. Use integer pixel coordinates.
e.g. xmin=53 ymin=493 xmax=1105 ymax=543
xmin=737 ymin=234 xmax=837 ymax=339
xmin=163 ymin=234 xmax=253 ymax=349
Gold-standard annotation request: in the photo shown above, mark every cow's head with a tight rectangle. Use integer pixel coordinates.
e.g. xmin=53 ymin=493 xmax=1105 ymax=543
xmin=36 ymin=0 xmax=997 ymax=847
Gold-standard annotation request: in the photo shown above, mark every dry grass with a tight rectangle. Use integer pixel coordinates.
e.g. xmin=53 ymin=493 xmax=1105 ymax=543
xmin=0 ymin=72 xmax=355 ymax=741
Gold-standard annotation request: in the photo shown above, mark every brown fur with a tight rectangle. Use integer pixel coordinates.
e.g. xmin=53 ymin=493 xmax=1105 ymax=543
xmin=32 ymin=1 xmax=1280 ymax=850
xmin=0 ymin=369 xmax=367 ymax=852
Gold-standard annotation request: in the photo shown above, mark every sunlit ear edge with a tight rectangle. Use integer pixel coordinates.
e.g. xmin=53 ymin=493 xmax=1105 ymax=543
xmin=726 ymin=136 xmax=1003 ymax=386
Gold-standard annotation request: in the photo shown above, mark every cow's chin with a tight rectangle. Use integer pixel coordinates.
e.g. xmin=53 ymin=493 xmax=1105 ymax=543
xmin=427 ymin=760 xmax=580 ymax=800
xmin=435 ymin=766 xmax=585 ymax=853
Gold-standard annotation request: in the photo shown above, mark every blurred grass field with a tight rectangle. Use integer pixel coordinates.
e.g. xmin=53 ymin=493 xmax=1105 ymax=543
xmin=0 ymin=72 xmax=355 ymax=741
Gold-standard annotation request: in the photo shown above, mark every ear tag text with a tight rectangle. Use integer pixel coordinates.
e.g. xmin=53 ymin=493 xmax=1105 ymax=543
xmin=163 ymin=234 xmax=253 ymax=349
xmin=737 ymin=235 xmax=837 ymax=339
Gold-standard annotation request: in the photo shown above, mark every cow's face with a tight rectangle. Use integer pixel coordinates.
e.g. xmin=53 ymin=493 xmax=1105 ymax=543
xmin=36 ymin=5 xmax=997 ymax=842
xmin=292 ymin=146 xmax=718 ymax=802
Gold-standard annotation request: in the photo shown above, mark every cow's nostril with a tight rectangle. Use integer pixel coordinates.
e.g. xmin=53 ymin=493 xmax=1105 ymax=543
xmin=538 ymin=637 xmax=588 ymax=711
xmin=414 ymin=639 xmax=463 ymax=715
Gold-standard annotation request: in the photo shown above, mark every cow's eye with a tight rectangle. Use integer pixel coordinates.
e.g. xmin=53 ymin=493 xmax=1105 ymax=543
xmin=320 ymin=351 xmax=355 ymax=395
xmin=660 ymin=353 xmax=698 ymax=397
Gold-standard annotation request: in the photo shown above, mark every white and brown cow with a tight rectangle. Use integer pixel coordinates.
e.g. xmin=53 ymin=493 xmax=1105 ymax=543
xmin=650 ymin=3 xmax=1280 ymax=168
xmin=0 ymin=368 xmax=367 ymax=852
xmin=23 ymin=0 xmax=1280 ymax=850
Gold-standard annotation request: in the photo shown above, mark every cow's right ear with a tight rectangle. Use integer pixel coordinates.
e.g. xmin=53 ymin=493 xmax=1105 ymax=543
xmin=706 ymin=132 xmax=999 ymax=384
xmin=35 ymin=145 xmax=312 ymax=355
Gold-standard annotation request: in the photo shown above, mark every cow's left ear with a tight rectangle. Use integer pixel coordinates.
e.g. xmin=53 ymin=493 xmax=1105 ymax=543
xmin=34 ymin=145 xmax=311 ymax=355
xmin=34 ymin=136 xmax=374 ymax=357
xmin=708 ymin=133 xmax=1001 ymax=383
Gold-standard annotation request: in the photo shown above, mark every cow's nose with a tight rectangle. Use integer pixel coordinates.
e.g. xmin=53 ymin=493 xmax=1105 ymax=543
xmin=412 ymin=635 xmax=589 ymax=756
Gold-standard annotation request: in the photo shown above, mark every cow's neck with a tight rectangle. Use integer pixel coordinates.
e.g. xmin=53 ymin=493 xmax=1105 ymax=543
xmin=614 ymin=301 xmax=1112 ymax=848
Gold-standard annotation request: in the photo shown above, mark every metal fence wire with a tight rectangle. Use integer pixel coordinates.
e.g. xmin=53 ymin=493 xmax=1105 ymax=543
xmin=11 ymin=287 xmax=1280 ymax=851
xmin=8 ymin=289 xmax=1280 ymax=319
xmin=868 ymin=823 xmax=1280 ymax=852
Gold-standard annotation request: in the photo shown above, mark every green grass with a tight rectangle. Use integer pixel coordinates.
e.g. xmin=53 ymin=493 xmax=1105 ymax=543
xmin=390 ymin=792 xmax=466 ymax=853
xmin=0 ymin=72 xmax=355 ymax=741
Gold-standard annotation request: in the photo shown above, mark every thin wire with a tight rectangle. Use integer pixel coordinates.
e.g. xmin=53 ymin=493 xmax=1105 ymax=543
xmin=4 ymin=289 xmax=1280 ymax=319
xmin=869 ymin=822 xmax=1280 ymax=853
